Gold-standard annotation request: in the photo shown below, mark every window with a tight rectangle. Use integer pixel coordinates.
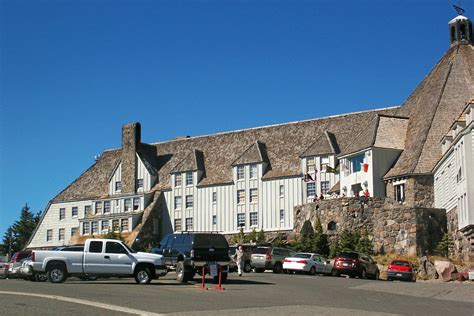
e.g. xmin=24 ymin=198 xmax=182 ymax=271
xmin=114 ymin=199 xmax=120 ymax=211
xmin=306 ymin=157 xmax=315 ymax=172
xmin=175 ymin=174 xmax=182 ymax=187
xmin=186 ymin=195 xmax=193 ymax=208
xmin=327 ymin=221 xmax=337 ymax=231
xmin=237 ymin=190 xmax=245 ymax=204
xmin=125 ymin=198 xmax=132 ymax=212
xmin=133 ymin=198 xmax=140 ymax=211
xmin=104 ymin=201 xmax=111 ymax=213
xmin=85 ymin=205 xmax=92 ymax=216
xmin=59 ymin=208 xmax=65 ymax=220
xmin=115 ymin=181 xmax=122 ymax=191
xmin=212 ymin=192 xmax=217 ymax=204
xmin=237 ymin=213 xmax=245 ymax=227
xmin=186 ymin=172 xmax=193 ymax=186
xmin=89 ymin=241 xmax=103 ymax=253
xmin=106 ymin=241 xmax=127 ymax=254
xmin=95 ymin=201 xmax=102 ymax=214
xmin=250 ymin=212 xmax=258 ymax=226
xmin=321 ymin=181 xmax=330 ymax=195
xmin=249 ymin=188 xmax=258 ymax=203
xmin=321 ymin=156 xmax=329 ymax=171
xmin=136 ymin=179 xmax=144 ymax=190
xmin=91 ymin=221 xmax=98 ymax=234
xmin=71 ymin=227 xmax=78 ymax=237
xmin=350 ymin=154 xmax=364 ymax=173
xmin=279 ymin=185 xmax=284 ymax=197
xmin=212 ymin=215 xmax=217 ymax=225
xmin=58 ymin=228 xmax=65 ymax=241
xmin=83 ymin=222 xmax=90 ymax=235
xmin=250 ymin=164 xmax=257 ymax=179
xmin=112 ymin=219 xmax=119 ymax=232
xmin=174 ymin=196 xmax=182 ymax=210
xmin=307 ymin=182 xmax=316 ymax=197
xmin=46 ymin=229 xmax=53 ymax=241
xmin=280 ymin=209 xmax=285 ymax=223
xmin=185 ymin=218 xmax=193 ymax=231
xmin=237 ymin=166 xmax=245 ymax=180
xmin=395 ymin=184 xmax=405 ymax=203
xmin=121 ymin=219 xmax=129 ymax=232
xmin=174 ymin=219 xmax=182 ymax=231
xmin=101 ymin=220 xmax=109 ymax=231
xmin=72 ymin=206 xmax=78 ymax=217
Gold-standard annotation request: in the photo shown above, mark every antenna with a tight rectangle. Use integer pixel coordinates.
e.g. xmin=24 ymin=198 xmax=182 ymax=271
xmin=453 ymin=3 xmax=465 ymax=15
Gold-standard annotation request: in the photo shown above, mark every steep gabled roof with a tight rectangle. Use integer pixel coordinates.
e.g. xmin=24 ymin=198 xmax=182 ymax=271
xmin=170 ymin=148 xmax=205 ymax=173
xmin=385 ymin=44 xmax=474 ymax=178
xmin=232 ymin=140 xmax=268 ymax=166
xmin=300 ymin=131 xmax=340 ymax=157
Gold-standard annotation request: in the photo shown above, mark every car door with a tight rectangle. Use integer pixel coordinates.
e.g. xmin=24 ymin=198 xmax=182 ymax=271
xmin=103 ymin=241 xmax=134 ymax=275
xmin=83 ymin=241 xmax=105 ymax=274
xmin=318 ymin=256 xmax=332 ymax=274
xmin=157 ymin=235 xmax=173 ymax=265
xmin=313 ymin=255 xmax=324 ymax=273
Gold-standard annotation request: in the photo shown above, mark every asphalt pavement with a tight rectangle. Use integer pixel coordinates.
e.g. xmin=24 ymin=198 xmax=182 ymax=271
xmin=0 ymin=272 xmax=472 ymax=315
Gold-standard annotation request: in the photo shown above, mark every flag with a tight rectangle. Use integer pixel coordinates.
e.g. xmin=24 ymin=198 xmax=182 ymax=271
xmin=326 ymin=166 xmax=337 ymax=173
xmin=363 ymin=163 xmax=369 ymax=172
xmin=303 ymin=173 xmax=314 ymax=182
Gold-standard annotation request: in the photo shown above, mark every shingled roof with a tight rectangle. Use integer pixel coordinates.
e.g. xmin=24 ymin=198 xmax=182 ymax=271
xmin=339 ymin=114 xmax=409 ymax=157
xmin=385 ymin=44 xmax=474 ymax=179
xmin=300 ymin=131 xmax=340 ymax=157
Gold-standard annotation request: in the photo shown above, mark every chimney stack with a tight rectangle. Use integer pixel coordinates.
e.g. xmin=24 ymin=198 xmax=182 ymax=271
xmin=121 ymin=122 xmax=141 ymax=193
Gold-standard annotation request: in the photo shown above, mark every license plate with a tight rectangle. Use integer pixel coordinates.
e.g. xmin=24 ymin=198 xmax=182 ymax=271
xmin=396 ymin=273 xmax=402 ymax=277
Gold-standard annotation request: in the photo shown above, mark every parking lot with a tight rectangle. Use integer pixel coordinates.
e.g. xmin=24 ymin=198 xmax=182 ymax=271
xmin=1 ymin=272 xmax=473 ymax=315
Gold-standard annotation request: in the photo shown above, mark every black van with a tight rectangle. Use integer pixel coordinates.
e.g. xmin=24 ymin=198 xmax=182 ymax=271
xmin=152 ymin=232 xmax=230 ymax=283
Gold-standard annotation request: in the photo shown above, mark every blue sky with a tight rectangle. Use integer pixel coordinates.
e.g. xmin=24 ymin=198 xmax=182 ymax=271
xmin=0 ymin=0 xmax=472 ymax=239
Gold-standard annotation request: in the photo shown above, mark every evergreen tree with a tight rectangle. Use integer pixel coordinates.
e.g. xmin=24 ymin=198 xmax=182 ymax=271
xmin=247 ymin=228 xmax=258 ymax=244
xmin=238 ymin=227 xmax=245 ymax=244
xmin=312 ymin=217 xmax=330 ymax=256
xmin=356 ymin=229 xmax=374 ymax=255
xmin=257 ymin=228 xmax=265 ymax=244
xmin=338 ymin=229 xmax=360 ymax=252
xmin=436 ymin=233 xmax=454 ymax=257
xmin=2 ymin=226 xmax=18 ymax=255
xmin=329 ymin=238 xmax=341 ymax=258
xmin=11 ymin=204 xmax=37 ymax=250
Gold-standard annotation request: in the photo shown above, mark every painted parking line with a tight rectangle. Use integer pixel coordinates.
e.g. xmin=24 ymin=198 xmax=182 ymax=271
xmin=0 ymin=291 xmax=164 ymax=316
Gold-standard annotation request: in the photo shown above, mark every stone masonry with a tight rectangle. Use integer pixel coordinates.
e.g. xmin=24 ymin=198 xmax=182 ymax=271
xmin=293 ymin=197 xmax=446 ymax=256
xmin=447 ymin=208 xmax=474 ymax=262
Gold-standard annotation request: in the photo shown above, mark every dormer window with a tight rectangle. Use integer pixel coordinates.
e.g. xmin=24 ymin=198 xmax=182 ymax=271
xmin=306 ymin=157 xmax=315 ymax=172
xmin=186 ymin=172 xmax=193 ymax=186
xmin=175 ymin=174 xmax=182 ymax=187
xmin=249 ymin=164 xmax=257 ymax=179
xmin=237 ymin=166 xmax=245 ymax=180
xmin=320 ymin=156 xmax=329 ymax=171
xmin=115 ymin=181 xmax=122 ymax=192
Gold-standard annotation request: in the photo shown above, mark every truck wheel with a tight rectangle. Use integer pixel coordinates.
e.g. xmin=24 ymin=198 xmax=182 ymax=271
xmin=176 ymin=262 xmax=188 ymax=283
xmin=48 ymin=265 xmax=67 ymax=283
xmin=134 ymin=267 xmax=152 ymax=284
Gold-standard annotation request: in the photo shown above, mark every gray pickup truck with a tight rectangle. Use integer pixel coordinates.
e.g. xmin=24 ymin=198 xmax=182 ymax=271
xmin=25 ymin=238 xmax=166 ymax=284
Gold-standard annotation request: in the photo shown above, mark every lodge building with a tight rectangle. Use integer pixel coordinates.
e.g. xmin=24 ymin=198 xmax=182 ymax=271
xmin=27 ymin=13 xmax=474 ymax=260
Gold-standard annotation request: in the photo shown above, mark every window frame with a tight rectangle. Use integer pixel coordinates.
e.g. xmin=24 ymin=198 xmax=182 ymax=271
xmin=250 ymin=212 xmax=258 ymax=226
xmin=185 ymin=172 xmax=193 ymax=186
xmin=115 ymin=181 xmax=122 ymax=192
xmin=307 ymin=182 xmax=316 ymax=197
xmin=46 ymin=229 xmax=53 ymax=242
xmin=249 ymin=188 xmax=258 ymax=204
xmin=59 ymin=208 xmax=66 ymax=220
xmin=185 ymin=195 xmax=194 ymax=208
xmin=71 ymin=206 xmax=78 ymax=217
xmin=103 ymin=200 xmax=111 ymax=213
xmin=174 ymin=218 xmax=182 ymax=231
xmin=237 ymin=166 xmax=245 ymax=181
xmin=249 ymin=164 xmax=258 ymax=179
xmin=320 ymin=181 xmax=330 ymax=195
xmin=174 ymin=196 xmax=182 ymax=210
xmin=121 ymin=218 xmax=129 ymax=232
xmin=185 ymin=218 xmax=193 ymax=231
xmin=237 ymin=213 xmax=246 ymax=227
xmin=175 ymin=174 xmax=182 ymax=187
xmin=83 ymin=222 xmax=90 ymax=235
xmin=237 ymin=189 xmax=246 ymax=204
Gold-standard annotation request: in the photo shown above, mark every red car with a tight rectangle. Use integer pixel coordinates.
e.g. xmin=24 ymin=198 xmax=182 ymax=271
xmin=333 ymin=251 xmax=379 ymax=279
xmin=387 ymin=259 xmax=415 ymax=282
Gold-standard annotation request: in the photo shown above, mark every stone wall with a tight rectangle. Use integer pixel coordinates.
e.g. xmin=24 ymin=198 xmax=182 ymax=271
xmin=293 ymin=197 xmax=446 ymax=256
xmin=405 ymin=175 xmax=434 ymax=208
xmin=121 ymin=122 xmax=141 ymax=193
xmin=447 ymin=208 xmax=474 ymax=262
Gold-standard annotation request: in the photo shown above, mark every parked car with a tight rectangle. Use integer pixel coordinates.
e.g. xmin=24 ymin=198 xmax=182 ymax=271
xmin=152 ymin=232 xmax=231 ymax=283
xmin=387 ymin=259 xmax=415 ymax=282
xmin=283 ymin=253 xmax=333 ymax=275
xmin=24 ymin=238 xmax=166 ymax=284
xmin=4 ymin=251 xmax=31 ymax=279
xmin=229 ymin=244 xmax=256 ymax=273
xmin=250 ymin=246 xmax=295 ymax=273
xmin=333 ymin=251 xmax=379 ymax=279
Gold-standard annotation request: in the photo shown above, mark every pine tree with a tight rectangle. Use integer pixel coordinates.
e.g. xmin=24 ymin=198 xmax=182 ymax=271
xmin=436 ymin=233 xmax=454 ymax=257
xmin=7 ymin=204 xmax=38 ymax=251
xmin=356 ymin=229 xmax=374 ymax=255
xmin=257 ymin=228 xmax=265 ymax=244
xmin=329 ymin=238 xmax=341 ymax=258
xmin=339 ymin=229 xmax=358 ymax=251
xmin=247 ymin=228 xmax=258 ymax=244
xmin=2 ymin=226 xmax=18 ymax=255
xmin=312 ymin=217 xmax=330 ymax=256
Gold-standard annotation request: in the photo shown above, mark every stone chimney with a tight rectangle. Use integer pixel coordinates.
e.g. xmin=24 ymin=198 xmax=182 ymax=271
xmin=121 ymin=122 xmax=141 ymax=193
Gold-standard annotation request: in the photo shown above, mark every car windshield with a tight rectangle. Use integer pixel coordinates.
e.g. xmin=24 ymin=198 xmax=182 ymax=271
xmin=293 ymin=253 xmax=312 ymax=259
xmin=338 ymin=252 xmax=359 ymax=259
xmin=392 ymin=260 xmax=410 ymax=266
xmin=194 ymin=234 xmax=228 ymax=248
xmin=253 ymin=247 xmax=269 ymax=254
xmin=122 ymin=243 xmax=136 ymax=253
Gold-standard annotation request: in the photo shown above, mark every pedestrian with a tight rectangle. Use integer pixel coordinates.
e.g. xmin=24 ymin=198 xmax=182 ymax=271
xmin=234 ymin=245 xmax=244 ymax=276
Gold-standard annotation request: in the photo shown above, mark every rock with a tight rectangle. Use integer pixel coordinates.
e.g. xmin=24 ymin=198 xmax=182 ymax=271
xmin=434 ymin=260 xmax=456 ymax=282
xmin=418 ymin=256 xmax=438 ymax=280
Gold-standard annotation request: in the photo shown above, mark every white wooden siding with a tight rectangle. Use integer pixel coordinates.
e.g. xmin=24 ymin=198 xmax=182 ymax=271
xmin=109 ymin=163 xmax=122 ymax=195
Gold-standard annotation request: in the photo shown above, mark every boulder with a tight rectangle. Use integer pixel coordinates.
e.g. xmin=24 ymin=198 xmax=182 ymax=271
xmin=434 ymin=260 xmax=456 ymax=282
xmin=418 ymin=256 xmax=438 ymax=280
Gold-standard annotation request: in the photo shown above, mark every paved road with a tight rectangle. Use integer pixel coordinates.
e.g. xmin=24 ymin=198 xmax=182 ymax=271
xmin=0 ymin=272 xmax=472 ymax=315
